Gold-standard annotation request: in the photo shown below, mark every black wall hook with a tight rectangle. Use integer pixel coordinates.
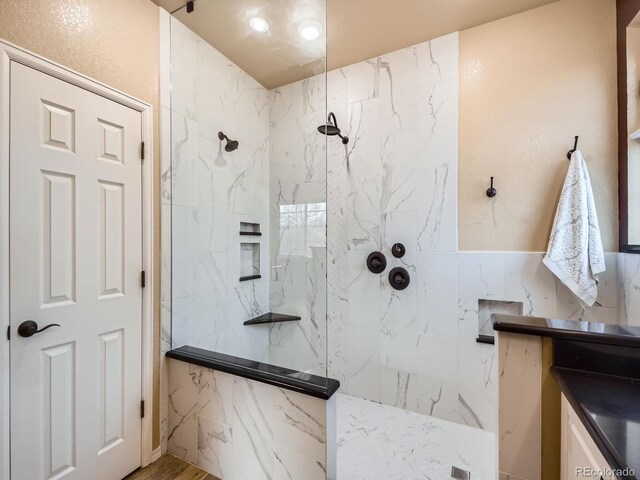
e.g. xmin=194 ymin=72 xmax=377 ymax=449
xmin=486 ymin=177 xmax=497 ymax=198
xmin=567 ymin=136 xmax=579 ymax=160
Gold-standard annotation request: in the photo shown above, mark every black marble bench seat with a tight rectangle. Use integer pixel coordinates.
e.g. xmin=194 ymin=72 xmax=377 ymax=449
xmin=166 ymin=345 xmax=340 ymax=400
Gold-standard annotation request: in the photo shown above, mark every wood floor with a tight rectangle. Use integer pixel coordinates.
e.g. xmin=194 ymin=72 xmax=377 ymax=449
xmin=124 ymin=454 xmax=221 ymax=480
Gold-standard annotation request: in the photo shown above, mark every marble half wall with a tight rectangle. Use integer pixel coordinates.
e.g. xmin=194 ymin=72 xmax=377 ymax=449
xmin=167 ymin=359 xmax=337 ymax=480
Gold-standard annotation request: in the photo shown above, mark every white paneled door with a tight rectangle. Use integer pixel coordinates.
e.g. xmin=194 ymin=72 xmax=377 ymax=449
xmin=9 ymin=62 xmax=143 ymax=480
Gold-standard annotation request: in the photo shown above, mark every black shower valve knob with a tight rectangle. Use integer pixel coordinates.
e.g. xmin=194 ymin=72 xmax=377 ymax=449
xmin=389 ymin=267 xmax=410 ymax=291
xmin=391 ymin=243 xmax=406 ymax=258
xmin=367 ymin=251 xmax=387 ymax=274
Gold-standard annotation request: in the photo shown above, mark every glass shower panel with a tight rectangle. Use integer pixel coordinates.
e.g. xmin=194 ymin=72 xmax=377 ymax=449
xmin=169 ymin=0 xmax=328 ymax=377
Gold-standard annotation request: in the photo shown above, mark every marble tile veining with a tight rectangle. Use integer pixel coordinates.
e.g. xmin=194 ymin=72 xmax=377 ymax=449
xmin=337 ymin=394 xmax=496 ymax=480
xmin=164 ymin=17 xmax=637 ymax=474
xmin=168 ymin=360 xmax=336 ymax=480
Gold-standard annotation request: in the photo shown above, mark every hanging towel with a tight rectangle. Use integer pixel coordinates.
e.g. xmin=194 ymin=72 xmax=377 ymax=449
xmin=543 ymin=150 xmax=605 ymax=307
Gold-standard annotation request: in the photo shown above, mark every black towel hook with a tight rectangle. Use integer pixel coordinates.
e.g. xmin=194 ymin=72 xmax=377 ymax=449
xmin=486 ymin=176 xmax=497 ymax=198
xmin=567 ymin=136 xmax=579 ymax=160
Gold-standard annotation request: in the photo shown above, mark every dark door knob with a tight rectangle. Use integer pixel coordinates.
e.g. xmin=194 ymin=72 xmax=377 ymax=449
xmin=17 ymin=320 xmax=60 ymax=338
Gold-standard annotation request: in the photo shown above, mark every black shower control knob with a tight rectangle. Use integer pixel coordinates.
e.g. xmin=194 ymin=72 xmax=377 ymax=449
xmin=367 ymin=251 xmax=387 ymax=274
xmin=388 ymin=267 xmax=410 ymax=291
xmin=391 ymin=243 xmax=406 ymax=258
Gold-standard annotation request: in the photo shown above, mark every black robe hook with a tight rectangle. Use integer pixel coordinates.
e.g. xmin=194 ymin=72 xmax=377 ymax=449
xmin=567 ymin=136 xmax=579 ymax=160
xmin=486 ymin=177 xmax=497 ymax=198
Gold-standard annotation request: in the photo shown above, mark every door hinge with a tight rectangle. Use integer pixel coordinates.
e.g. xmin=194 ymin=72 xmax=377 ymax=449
xmin=141 ymin=270 xmax=146 ymax=288
xmin=141 ymin=400 xmax=145 ymax=419
xmin=141 ymin=141 xmax=145 ymax=161
xmin=6 ymin=326 xmax=9 ymax=341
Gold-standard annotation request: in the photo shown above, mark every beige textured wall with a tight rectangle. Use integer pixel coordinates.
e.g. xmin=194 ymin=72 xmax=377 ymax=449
xmin=459 ymin=0 xmax=618 ymax=252
xmin=0 ymin=0 xmax=161 ymax=448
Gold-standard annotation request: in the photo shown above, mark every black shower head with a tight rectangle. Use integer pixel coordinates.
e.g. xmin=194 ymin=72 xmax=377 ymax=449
xmin=218 ymin=131 xmax=239 ymax=152
xmin=317 ymin=112 xmax=349 ymax=145
xmin=317 ymin=124 xmax=341 ymax=136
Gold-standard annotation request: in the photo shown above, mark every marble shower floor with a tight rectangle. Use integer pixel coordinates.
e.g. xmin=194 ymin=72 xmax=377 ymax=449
xmin=337 ymin=394 xmax=496 ymax=480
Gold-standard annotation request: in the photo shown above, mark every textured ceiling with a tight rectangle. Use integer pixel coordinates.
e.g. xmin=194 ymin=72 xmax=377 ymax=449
xmin=152 ymin=0 xmax=559 ymax=89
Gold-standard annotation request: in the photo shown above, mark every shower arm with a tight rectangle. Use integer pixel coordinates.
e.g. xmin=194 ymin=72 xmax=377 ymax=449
xmin=328 ymin=112 xmax=349 ymax=145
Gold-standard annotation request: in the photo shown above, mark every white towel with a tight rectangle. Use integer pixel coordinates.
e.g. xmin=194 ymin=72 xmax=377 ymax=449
xmin=543 ymin=150 xmax=605 ymax=307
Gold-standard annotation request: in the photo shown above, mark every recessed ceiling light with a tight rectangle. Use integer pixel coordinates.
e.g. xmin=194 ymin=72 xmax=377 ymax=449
xmin=249 ymin=17 xmax=269 ymax=33
xmin=299 ymin=20 xmax=322 ymax=41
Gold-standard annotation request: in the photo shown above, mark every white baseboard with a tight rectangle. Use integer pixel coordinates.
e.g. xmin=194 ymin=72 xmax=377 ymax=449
xmin=151 ymin=447 xmax=162 ymax=462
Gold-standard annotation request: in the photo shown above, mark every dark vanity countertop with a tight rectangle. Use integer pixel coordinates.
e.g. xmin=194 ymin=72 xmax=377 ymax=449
xmin=492 ymin=314 xmax=640 ymax=347
xmin=166 ymin=345 xmax=340 ymax=400
xmin=552 ymin=367 xmax=640 ymax=480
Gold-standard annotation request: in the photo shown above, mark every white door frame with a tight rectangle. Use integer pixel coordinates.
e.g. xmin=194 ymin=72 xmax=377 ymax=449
xmin=0 ymin=39 xmax=155 ymax=479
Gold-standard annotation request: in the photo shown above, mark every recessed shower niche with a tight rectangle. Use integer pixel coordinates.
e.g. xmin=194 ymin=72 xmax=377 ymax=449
xmin=239 ymin=242 xmax=261 ymax=281
xmin=240 ymin=221 xmax=261 ymax=236
xmin=477 ymin=299 xmax=523 ymax=343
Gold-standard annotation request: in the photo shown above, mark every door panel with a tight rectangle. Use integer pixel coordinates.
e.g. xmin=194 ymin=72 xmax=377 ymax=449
xmin=43 ymin=341 xmax=76 ymax=479
xmin=42 ymin=171 xmax=76 ymax=306
xmin=98 ymin=329 xmax=125 ymax=454
xmin=98 ymin=180 xmax=125 ymax=298
xmin=10 ymin=61 xmax=143 ymax=480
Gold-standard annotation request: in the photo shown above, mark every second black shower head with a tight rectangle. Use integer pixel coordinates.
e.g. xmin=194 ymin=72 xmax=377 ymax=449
xmin=317 ymin=112 xmax=349 ymax=145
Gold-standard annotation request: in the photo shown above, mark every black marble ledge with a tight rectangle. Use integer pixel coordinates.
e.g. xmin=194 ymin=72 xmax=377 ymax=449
xmin=492 ymin=314 xmax=640 ymax=348
xmin=243 ymin=312 xmax=301 ymax=326
xmin=552 ymin=367 xmax=640 ymax=480
xmin=166 ymin=346 xmax=340 ymax=400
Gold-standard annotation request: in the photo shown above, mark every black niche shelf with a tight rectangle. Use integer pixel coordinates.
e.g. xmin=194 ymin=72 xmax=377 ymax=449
xmin=239 ymin=231 xmax=262 ymax=236
xmin=476 ymin=334 xmax=495 ymax=345
xmin=239 ymin=274 xmax=261 ymax=282
xmin=244 ymin=312 xmax=302 ymax=326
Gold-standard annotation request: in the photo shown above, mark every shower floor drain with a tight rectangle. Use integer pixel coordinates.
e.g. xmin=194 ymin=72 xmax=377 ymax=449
xmin=451 ymin=466 xmax=471 ymax=480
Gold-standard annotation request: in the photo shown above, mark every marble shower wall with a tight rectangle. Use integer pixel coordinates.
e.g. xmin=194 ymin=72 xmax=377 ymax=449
xmin=161 ymin=16 xmax=635 ymax=446
xmin=268 ymin=76 xmax=328 ymax=375
xmin=167 ymin=17 xmax=271 ymax=361
xmin=297 ymin=32 xmax=623 ymax=433
xmin=166 ymin=359 xmax=336 ymax=480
